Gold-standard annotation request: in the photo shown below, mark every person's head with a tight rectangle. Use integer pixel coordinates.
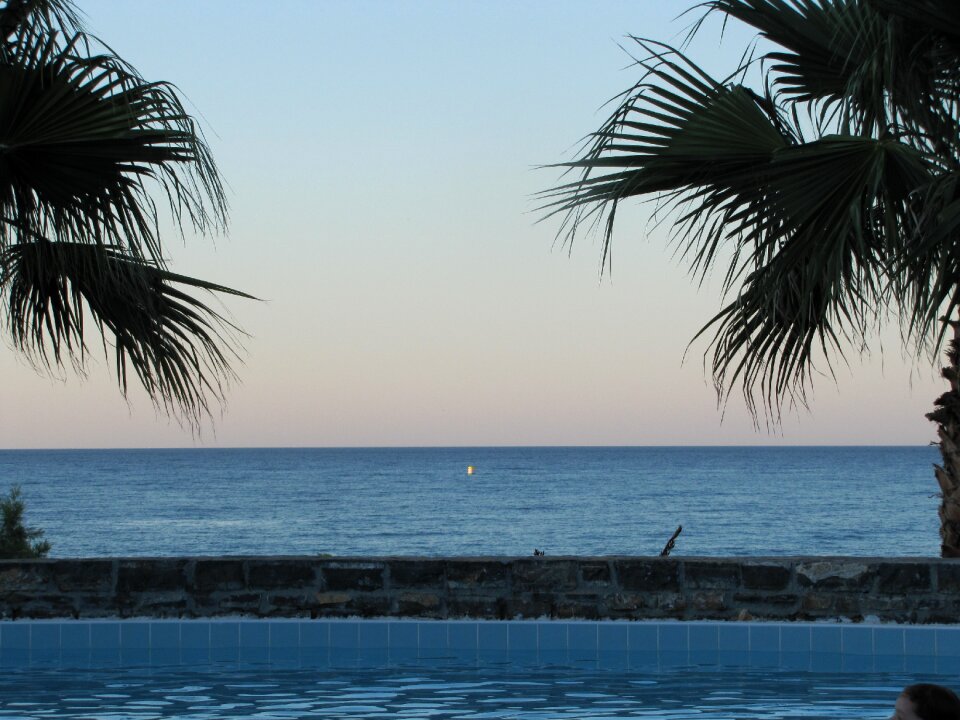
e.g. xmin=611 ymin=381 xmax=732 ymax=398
xmin=894 ymin=684 xmax=960 ymax=720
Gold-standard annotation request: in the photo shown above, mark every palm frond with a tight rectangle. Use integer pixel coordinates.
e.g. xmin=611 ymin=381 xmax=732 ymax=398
xmin=0 ymin=26 xmax=226 ymax=264
xmin=1 ymin=239 xmax=252 ymax=419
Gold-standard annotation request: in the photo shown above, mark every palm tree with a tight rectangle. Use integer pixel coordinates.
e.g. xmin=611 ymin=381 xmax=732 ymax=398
xmin=543 ymin=0 xmax=960 ymax=555
xmin=0 ymin=0 xmax=251 ymax=423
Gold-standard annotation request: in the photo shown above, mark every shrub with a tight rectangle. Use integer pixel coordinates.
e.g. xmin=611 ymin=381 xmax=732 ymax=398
xmin=0 ymin=485 xmax=50 ymax=559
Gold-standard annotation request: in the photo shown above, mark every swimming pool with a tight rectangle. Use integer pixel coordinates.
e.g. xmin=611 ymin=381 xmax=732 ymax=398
xmin=0 ymin=619 xmax=955 ymax=719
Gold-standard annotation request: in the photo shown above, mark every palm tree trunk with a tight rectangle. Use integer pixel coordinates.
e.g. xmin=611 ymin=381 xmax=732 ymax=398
xmin=928 ymin=316 xmax=960 ymax=557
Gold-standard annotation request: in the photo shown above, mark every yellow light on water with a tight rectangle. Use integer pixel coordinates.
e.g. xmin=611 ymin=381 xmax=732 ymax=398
xmin=466 ymin=466 xmax=474 ymax=475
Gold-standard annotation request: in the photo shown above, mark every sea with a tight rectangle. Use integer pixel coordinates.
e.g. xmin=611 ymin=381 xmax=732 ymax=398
xmin=0 ymin=446 xmax=942 ymax=558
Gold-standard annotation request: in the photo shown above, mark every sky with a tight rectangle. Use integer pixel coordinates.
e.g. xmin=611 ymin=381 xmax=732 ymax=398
xmin=0 ymin=0 xmax=946 ymax=448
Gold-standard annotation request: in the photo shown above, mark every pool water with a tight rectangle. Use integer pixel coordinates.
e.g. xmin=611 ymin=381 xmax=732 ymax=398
xmin=0 ymin=664 xmax=913 ymax=719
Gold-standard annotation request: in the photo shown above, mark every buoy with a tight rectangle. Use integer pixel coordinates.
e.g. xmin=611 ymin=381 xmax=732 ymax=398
xmin=467 ymin=466 xmax=474 ymax=475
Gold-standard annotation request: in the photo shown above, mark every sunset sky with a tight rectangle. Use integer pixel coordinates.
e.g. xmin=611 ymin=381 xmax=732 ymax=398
xmin=0 ymin=0 xmax=944 ymax=448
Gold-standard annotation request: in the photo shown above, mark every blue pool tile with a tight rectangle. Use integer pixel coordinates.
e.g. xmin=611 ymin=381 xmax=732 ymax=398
xmin=689 ymin=623 xmax=719 ymax=652
xmin=507 ymin=622 xmax=537 ymax=656
xmin=181 ymin=647 xmax=210 ymax=666
xmin=905 ymin=627 xmax=936 ymax=656
xmin=120 ymin=648 xmax=151 ymax=667
xmin=938 ymin=656 xmax=960 ymax=674
xmin=419 ymin=622 xmax=447 ymax=651
xmin=238 ymin=645 xmax=270 ymax=665
xmin=270 ymin=622 xmax=300 ymax=649
xmin=539 ymin=623 xmax=568 ymax=651
xmin=842 ymin=654 xmax=874 ymax=672
xmin=357 ymin=621 xmax=387 ymax=650
xmin=875 ymin=627 xmax=904 ymax=655
xmin=629 ymin=624 xmax=657 ymax=652
xmin=0 ymin=649 xmax=29 ymax=667
xmin=30 ymin=624 xmax=60 ymax=651
xmin=508 ymin=622 xmax=537 ymax=652
xmin=180 ymin=622 xmax=210 ymax=649
xmin=750 ymin=625 xmax=780 ymax=653
xmin=937 ymin=628 xmax=960 ymax=657
xmin=299 ymin=622 xmax=328 ymax=649
xmin=628 ymin=650 xmax=659 ymax=670
xmin=718 ymin=650 xmax=750 ymax=668
xmin=120 ymin=622 xmax=149 ymax=650
xmin=478 ymin=648 xmax=509 ymax=664
xmin=211 ymin=646 xmax=240 ymax=665
xmin=781 ymin=652 xmax=810 ymax=671
xmin=299 ymin=647 xmax=329 ymax=667
xmin=875 ymin=654 xmax=905 ymax=672
xmin=659 ymin=650 xmax=689 ymax=668
xmin=2 ymin=624 xmax=29 ymax=650
xmin=150 ymin=647 xmax=180 ymax=666
xmin=61 ymin=623 xmax=90 ymax=650
xmin=239 ymin=622 xmax=269 ymax=648
xmin=211 ymin=622 xmax=240 ymax=649
xmin=29 ymin=648 xmax=59 ymax=667
xmin=841 ymin=626 xmax=873 ymax=655
xmin=150 ymin=622 xmax=179 ymax=649
xmin=659 ymin=624 xmax=688 ymax=653
xmin=357 ymin=647 xmax=389 ymax=666
xmin=477 ymin=622 xmax=508 ymax=651
xmin=388 ymin=622 xmax=418 ymax=650
xmin=329 ymin=622 xmax=358 ymax=649
xmin=691 ymin=649 xmax=719 ymax=667
xmin=811 ymin=651 xmax=842 ymax=672
xmin=598 ymin=650 xmax=630 ymax=670
xmin=811 ymin=626 xmax=841 ymax=653
xmin=718 ymin=624 xmax=749 ymax=652
xmin=448 ymin=622 xmax=478 ymax=650
xmin=598 ymin=623 xmax=628 ymax=653
xmin=89 ymin=648 xmax=121 ymax=667
xmin=270 ymin=646 xmax=301 ymax=666
xmin=781 ymin=625 xmax=810 ymax=653
xmin=905 ymin=655 xmax=937 ymax=674
xmin=569 ymin=623 xmax=598 ymax=654
xmin=750 ymin=650 xmax=780 ymax=667
xmin=91 ymin=623 xmax=120 ymax=650
xmin=60 ymin=649 xmax=90 ymax=669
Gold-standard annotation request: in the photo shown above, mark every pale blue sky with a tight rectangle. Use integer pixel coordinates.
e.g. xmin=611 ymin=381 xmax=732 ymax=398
xmin=0 ymin=1 xmax=942 ymax=447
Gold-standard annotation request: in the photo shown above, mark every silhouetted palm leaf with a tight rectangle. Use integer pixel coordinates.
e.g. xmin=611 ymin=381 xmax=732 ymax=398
xmin=0 ymin=0 xmax=248 ymax=422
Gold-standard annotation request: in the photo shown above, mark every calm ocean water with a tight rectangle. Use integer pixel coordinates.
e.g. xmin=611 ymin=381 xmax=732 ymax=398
xmin=0 ymin=446 xmax=941 ymax=558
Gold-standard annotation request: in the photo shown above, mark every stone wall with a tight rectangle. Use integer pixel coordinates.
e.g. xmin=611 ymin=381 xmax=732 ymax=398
xmin=0 ymin=556 xmax=958 ymax=623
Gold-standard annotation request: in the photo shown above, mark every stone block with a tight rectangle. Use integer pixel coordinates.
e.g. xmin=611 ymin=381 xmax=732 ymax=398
xmin=616 ymin=560 xmax=680 ymax=592
xmin=117 ymin=559 xmax=186 ymax=594
xmin=389 ymin=560 xmax=445 ymax=589
xmin=0 ymin=563 xmax=51 ymax=594
xmin=690 ymin=590 xmax=727 ymax=612
xmin=445 ymin=560 xmax=509 ymax=589
xmin=735 ymin=592 xmax=800 ymax=608
xmin=348 ymin=594 xmax=392 ymax=617
xmin=877 ymin=563 xmax=931 ymax=593
xmin=512 ymin=593 xmax=554 ymax=618
xmin=799 ymin=593 xmax=834 ymax=613
xmin=315 ymin=591 xmax=352 ymax=607
xmin=247 ymin=560 xmax=315 ymax=589
xmin=323 ymin=565 xmax=384 ymax=592
xmin=397 ymin=591 xmax=441 ymax=616
xmin=741 ymin=563 xmax=791 ymax=591
xmin=656 ymin=592 xmax=687 ymax=615
xmin=193 ymin=560 xmax=244 ymax=593
xmin=796 ymin=561 xmax=876 ymax=590
xmin=606 ymin=591 xmax=652 ymax=613
xmin=580 ymin=562 xmax=612 ymax=584
xmin=447 ymin=595 xmax=509 ymax=619
xmin=554 ymin=595 xmax=600 ymax=619
xmin=684 ymin=561 xmax=740 ymax=589
xmin=937 ymin=563 xmax=960 ymax=593
xmin=512 ymin=560 xmax=577 ymax=591
xmin=49 ymin=560 xmax=114 ymax=593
